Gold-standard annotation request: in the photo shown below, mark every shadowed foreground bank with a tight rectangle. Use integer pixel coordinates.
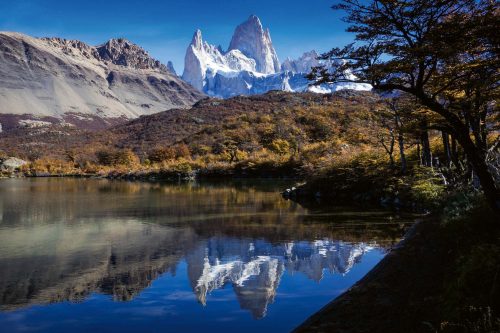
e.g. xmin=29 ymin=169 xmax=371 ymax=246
xmin=294 ymin=210 xmax=500 ymax=333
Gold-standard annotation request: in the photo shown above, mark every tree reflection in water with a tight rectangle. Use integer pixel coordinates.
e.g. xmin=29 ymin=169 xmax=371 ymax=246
xmin=0 ymin=178 xmax=415 ymax=324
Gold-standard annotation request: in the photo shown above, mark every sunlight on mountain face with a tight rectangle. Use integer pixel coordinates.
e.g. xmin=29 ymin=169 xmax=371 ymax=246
xmin=182 ymin=15 xmax=372 ymax=98
xmin=0 ymin=178 xmax=413 ymax=332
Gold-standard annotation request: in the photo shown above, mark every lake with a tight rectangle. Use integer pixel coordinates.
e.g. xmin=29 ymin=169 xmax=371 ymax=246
xmin=0 ymin=178 xmax=415 ymax=333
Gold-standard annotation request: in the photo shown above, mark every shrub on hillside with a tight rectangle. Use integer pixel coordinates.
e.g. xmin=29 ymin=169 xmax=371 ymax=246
xmin=175 ymin=144 xmax=191 ymax=159
xmin=96 ymin=149 xmax=139 ymax=167
xmin=148 ymin=147 xmax=176 ymax=163
xmin=269 ymin=139 xmax=291 ymax=155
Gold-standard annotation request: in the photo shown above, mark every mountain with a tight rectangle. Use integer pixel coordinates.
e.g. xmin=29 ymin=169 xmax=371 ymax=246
xmin=0 ymin=32 xmax=204 ymax=127
xmin=281 ymin=50 xmax=320 ymax=73
xmin=182 ymin=15 xmax=372 ymax=98
xmin=182 ymin=29 xmax=259 ymax=92
xmin=166 ymin=61 xmax=177 ymax=75
xmin=228 ymin=15 xmax=280 ymax=74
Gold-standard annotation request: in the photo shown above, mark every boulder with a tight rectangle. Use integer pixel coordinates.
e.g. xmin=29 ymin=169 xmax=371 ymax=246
xmin=0 ymin=157 xmax=28 ymax=171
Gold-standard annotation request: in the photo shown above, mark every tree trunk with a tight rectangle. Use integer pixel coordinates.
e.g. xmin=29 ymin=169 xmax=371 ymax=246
xmin=420 ymin=126 xmax=432 ymax=167
xmin=394 ymin=114 xmax=406 ymax=174
xmin=398 ymin=132 xmax=407 ymax=175
xmin=450 ymin=135 xmax=459 ymax=168
xmin=417 ymin=143 xmax=421 ymax=166
xmin=441 ymin=131 xmax=452 ymax=167
xmin=456 ymin=131 xmax=500 ymax=212
xmin=388 ymin=135 xmax=395 ymax=167
xmin=380 ymin=130 xmax=395 ymax=168
xmin=470 ymin=108 xmax=488 ymax=153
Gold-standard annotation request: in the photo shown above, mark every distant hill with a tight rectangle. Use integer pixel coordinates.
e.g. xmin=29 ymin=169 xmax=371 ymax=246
xmin=0 ymin=90 xmax=383 ymax=163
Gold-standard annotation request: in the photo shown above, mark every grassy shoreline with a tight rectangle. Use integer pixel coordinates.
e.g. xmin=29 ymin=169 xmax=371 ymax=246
xmin=294 ymin=206 xmax=499 ymax=333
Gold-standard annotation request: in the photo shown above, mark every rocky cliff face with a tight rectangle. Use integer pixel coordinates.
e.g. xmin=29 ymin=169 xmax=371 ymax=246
xmin=166 ymin=61 xmax=177 ymax=75
xmin=96 ymin=38 xmax=170 ymax=72
xmin=228 ymin=15 xmax=280 ymax=74
xmin=0 ymin=32 xmax=204 ymax=124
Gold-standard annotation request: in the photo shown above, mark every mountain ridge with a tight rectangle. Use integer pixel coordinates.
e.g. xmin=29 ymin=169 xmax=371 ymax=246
xmin=181 ymin=15 xmax=372 ymax=98
xmin=0 ymin=31 xmax=204 ymax=126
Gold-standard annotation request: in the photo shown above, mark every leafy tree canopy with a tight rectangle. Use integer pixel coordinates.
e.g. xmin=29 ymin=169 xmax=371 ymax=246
xmin=309 ymin=0 xmax=500 ymax=210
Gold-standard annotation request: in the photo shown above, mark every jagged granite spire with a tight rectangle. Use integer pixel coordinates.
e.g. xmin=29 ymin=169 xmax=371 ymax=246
xmin=228 ymin=15 xmax=280 ymax=74
xmin=191 ymin=29 xmax=203 ymax=50
xmin=182 ymin=28 xmax=257 ymax=92
xmin=166 ymin=61 xmax=176 ymax=75
xmin=181 ymin=16 xmax=372 ymax=98
xmin=182 ymin=29 xmax=212 ymax=91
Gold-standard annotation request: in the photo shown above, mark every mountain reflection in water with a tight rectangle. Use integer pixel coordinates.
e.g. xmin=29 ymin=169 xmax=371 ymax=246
xmin=187 ymin=238 xmax=373 ymax=318
xmin=0 ymin=178 xmax=415 ymax=333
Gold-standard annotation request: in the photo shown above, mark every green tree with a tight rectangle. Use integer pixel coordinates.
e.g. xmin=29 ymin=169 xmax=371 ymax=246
xmin=309 ymin=0 xmax=499 ymax=210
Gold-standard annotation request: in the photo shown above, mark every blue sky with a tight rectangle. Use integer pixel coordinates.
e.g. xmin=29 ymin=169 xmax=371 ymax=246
xmin=0 ymin=0 xmax=354 ymax=73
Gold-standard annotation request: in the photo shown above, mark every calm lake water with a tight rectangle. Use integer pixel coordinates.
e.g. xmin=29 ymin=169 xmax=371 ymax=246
xmin=0 ymin=178 xmax=415 ymax=333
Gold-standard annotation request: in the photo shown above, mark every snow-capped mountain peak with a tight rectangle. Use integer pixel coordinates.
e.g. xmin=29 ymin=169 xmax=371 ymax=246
xmin=182 ymin=26 xmax=259 ymax=92
xmin=191 ymin=29 xmax=203 ymax=49
xmin=282 ymin=50 xmax=321 ymax=73
xmin=228 ymin=15 xmax=280 ymax=74
xmin=182 ymin=16 xmax=372 ymax=98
